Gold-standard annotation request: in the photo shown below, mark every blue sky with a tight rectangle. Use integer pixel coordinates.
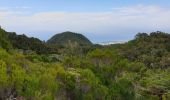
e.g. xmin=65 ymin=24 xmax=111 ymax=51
xmin=0 ymin=0 xmax=170 ymax=43
xmin=1 ymin=0 xmax=170 ymax=13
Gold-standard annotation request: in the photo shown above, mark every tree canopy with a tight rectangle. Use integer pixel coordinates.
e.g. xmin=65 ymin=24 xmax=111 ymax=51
xmin=1 ymin=28 xmax=170 ymax=100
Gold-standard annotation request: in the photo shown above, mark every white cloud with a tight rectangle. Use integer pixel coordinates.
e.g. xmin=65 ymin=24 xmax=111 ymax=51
xmin=0 ymin=5 xmax=170 ymax=42
xmin=112 ymin=5 xmax=162 ymax=15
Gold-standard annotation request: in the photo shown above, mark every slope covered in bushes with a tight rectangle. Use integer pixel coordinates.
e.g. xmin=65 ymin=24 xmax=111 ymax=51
xmin=1 ymin=29 xmax=170 ymax=100
xmin=47 ymin=31 xmax=92 ymax=46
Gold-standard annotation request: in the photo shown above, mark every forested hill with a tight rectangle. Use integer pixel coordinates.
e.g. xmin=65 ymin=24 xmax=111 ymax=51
xmin=115 ymin=31 xmax=170 ymax=69
xmin=1 ymin=27 xmax=170 ymax=100
xmin=47 ymin=31 xmax=92 ymax=46
xmin=0 ymin=27 xmax=59 ymax=54
xmin=0 ymin=28 xmax=12 ymax=50
xmin=0 ymin=28 xmax=93 ymax=54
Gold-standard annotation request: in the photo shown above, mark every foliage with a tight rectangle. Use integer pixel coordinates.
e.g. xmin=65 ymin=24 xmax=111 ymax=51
xmin=7 ymin=32 xmax=59 ymax=54
xmin=47 ymin=31 xmax=92 ymax=47
xmin=1 ymin=29 xmax=170 ymax=100
xmin=0 ymin=28 xmax=12 ymax=50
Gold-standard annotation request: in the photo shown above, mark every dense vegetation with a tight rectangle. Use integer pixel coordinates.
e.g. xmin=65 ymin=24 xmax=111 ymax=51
xmin=1 ymin=27 xmax=170 ymax=100
xmin=3 ymin=29 xmax=59 ymax=54
xmin=0 ymin=28 xmax=12 ymax=50
xmin=47 ymin=31 xmax=92 ymax=47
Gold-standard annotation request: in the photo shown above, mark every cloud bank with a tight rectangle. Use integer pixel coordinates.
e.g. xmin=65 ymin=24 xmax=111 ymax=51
xmin=0 ymin=5 xmax=170 ymax=42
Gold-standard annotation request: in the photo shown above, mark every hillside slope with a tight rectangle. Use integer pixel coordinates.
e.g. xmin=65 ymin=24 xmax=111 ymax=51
xmin=47 ymin=31 xmax=92 ymax=46
xmin=0 ymin=27 xmax=58 ymax=54
xmin=1 ymin=29 xmax=170 ymax=99
xmin=0 ymin=27 xmax=12 ymax=50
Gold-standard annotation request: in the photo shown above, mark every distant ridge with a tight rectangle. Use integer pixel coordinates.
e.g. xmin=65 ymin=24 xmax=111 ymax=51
xmin=47 ymin=31 xmax=92 ymax=46
xmin=0 ymin=27 xmax=58 ymax=54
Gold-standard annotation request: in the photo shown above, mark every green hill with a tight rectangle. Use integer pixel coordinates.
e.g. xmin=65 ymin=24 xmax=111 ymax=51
xmin=112 ymin=31 xmax=170 ymax=69
xmin=47 ymin=31 xmax=92 ymax=46
xmin=2 ymin=27 xmax=170 ymax=99
xmin=0 ymin=27 xmax=58 ymax=54
xmin=0 ymin=27 xmax=12 ymax=50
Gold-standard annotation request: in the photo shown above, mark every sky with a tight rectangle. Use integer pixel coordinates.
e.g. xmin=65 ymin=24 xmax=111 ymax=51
xmin=0 ymin=0 xmax=170 ymax=43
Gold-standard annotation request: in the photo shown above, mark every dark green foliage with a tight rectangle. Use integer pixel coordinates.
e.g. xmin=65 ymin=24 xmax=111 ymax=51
xmin=110 ymin=78 xmax=135 ymax=100
xmin=7 ymin=32 xmax=58 ymax=54
xmin=47 ymin=31 xmax=92 ymax=47
xmin=1 ymin=28 xmax=170 ymax=100
xmin=0 ymin=28 xmax=12 ymax=50
xmin=117 ymin=31 xmax=170 ymax=69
